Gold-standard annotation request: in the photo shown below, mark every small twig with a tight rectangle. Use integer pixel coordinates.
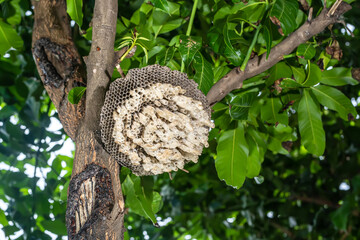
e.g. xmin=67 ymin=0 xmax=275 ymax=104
xmin=114 ymin=47 xmax=128 ymax=64
xmin=327 ymin=0 xmax=343 ymax=17
xmin=114 ymin=47 xmax=128 ymax=78
xmin=308 ymin=7 xmax=313 ymax=22
xmin=116 ymin=64 xmax=125 ymax=78
xmin=338 ymin=20 xmax=355 ymax=37
xmin=290 ymin=194 xmax=339 ymax=208
xmin=168 ymin=172 xmax=173 ymax=180
xmin=340 ymin=225 xmax=352 ymax=240
xmin=179 ymin=168 xmax=189 ymax=173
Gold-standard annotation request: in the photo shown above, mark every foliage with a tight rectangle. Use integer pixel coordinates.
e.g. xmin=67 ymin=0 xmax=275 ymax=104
xmin=1 ymin=0 xmax=360 ymax=239
xmin=68 ymin=87 xmax=86 ymax=104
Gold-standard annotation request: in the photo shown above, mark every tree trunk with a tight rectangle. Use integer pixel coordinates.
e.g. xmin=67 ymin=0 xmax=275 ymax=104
xmin=31 ymin=0 xmax=125 ymax=239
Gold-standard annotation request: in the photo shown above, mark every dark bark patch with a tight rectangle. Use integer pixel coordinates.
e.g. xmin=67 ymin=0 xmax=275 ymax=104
xmin=33 ymin=38 xmax=79 ymax=88
xmin=66 ymin=163 xmax=114 ymax=239
xmin=352 ymin=68 xmax=360 ymax=82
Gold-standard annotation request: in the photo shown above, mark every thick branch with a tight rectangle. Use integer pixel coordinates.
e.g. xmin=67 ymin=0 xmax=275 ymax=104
xmin=84 ymin=0 xmax=118 ymax=135
xmin=206 ymin=2 xmax=352 ymax=106
xmin=68 ymin=129 xmax=125 ymax=239
xmin=31 ymin=0 xmax=86 ymax=140
xmin=67 ymin=0 xmax=125 ymax=239
xmin=32 ymin=0 xmax=125 ymax=239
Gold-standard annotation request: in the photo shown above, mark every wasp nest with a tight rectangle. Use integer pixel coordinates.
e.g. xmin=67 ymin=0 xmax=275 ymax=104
xmin=100 ymin=65 xmax=213 ymax=175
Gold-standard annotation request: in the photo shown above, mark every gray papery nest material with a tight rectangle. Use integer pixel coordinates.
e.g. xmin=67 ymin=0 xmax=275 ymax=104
xmin=100 ymin=65 xmax=213 ymax=175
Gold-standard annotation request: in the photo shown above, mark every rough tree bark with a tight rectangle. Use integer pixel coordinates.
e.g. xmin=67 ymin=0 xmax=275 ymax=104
xmin=32 ymin=0 xmax=125 ymax=239
xmin=30 ymin=0 xmax=352 ymax=239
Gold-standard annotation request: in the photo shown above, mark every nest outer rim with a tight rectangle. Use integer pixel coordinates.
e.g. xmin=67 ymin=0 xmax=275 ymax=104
xmin=100 ymin=64 xmax=211 ymax=176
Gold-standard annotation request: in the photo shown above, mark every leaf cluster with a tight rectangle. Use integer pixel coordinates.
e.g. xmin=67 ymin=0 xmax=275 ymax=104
xmin=1 ymin=0 xmax=360 ymax=239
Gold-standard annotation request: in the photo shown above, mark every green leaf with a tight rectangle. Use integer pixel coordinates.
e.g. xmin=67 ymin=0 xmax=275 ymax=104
xmin=228 ymin=1 xmax=267 ymax=23
xmin=229 ymin=92 xmax=256 ymax=120
xmin=193 ymin=52 xmax=214 ymax=95
xmin=0 ymin=105 xmax=16 ymax=119
xmin=291 ymin=66 xmax=306 ymax=83
xmin=66 ymin=0 xmax=83 ymax=28
xmin=310 ymin=160 xmax=322 ymax=174
xmin=296 ymin=43 xmax=316 ymax=60
xmin=331 ymin=196 xmax=354 ymax=230
xmin=267 ymin=62 xmax=292 ymax=86
xmin=223 ymin=22 xmax=243 ymax=66
xmin=122 ymin=175 xmax=160 ymax=224
xmin=267 ymin=124 xmax=295 ymax=154
xmin=262 ymin=25 xmax=272 ymax=59
xmin=0 ymin=210 xmax=8 ymax=227
xmin=214 ymin=65 xmax=231 ymax=82
xmin=0 ymin=20 xmax=23 ymax=55
xmin=207 ymin=26 xmax=223 ymax=54
xmin=121 ymin=16 xmax=131 ymax=28
xmin=302 ymin=63 xmax=321 ymax=86
xmin=245 ymin=127 xmax=266 ymax=178
xmin=152 ymin=192 xmax=163 ymax=213
xmin=60 ymin=180 xmax=70 ymax=202
xmin=179 ymin=35 xmax=202 ymax=67
xmin=212 ymin=102 xmax=228 ymax=119
xmin=123 ymin=175 xmax=150 ymax=218
xmin=269 ymin=0 xmax=298 ymax=36
xmin=136 ymin=176 xmax=158 ymax=223
xmin=151 ymin=0 xmax=170 ymax=14
xmin=6 ymin=0 xmax=21 ymax=25
xmin=311 ymin=85 xmax=357 ymax=121
xmin=213 ymin=108 xmax=232 ymax=130
xmin=321 ymin=67 xmax=359 ymax=86
xmin=215 ymin=124 xmax=249 ymax=189
xmin=157 ymin=46 xmax=176 ymax=66
xmin=151 ymin=9 xmax=170 ymax=26
xmin=130 ymin=3 xmax=153 ymax=25
xmin=280 ymin=78 xmax=302 ymax=89
xmin=6 ymin=121 xmax=23 ymax=139
xmin=298 ymin=89 xmax=325 ymax=156
xmin=136 ymin=42 xmax=149 ymax=64
xmin=317 ymin=51 xmax=331 ymax=70
xmin=68 ymin=87 xmax=86 ymax=104
xmin=83 ymin=27 xmax=92 ymax=41
xmin=160 ymin=18 xmax=184 ymax=34
xmin=41 ymin=219 xmax=68 ymax=235
xmin=3 ymin=225 xmax=19 ymax=236
xmin=325 ymin=0 xmax=356 ymax=8
xmin=152 ymin=17 xmax=184 ymax=37
xmin=261 ymin=97 xmax=288 ymax=125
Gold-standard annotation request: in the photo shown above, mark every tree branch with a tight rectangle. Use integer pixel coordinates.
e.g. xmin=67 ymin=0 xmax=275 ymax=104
xmin=290 ymin=194 xmax=359 ymax=216
xmin=31 ymin=0 xmax=86 ymax=140
xmin=66 ymin=0 xmax=126 ymax=239
xmin=269 ymin=220 xmax=295 ymax=239
xmin=84 ymin=0 xmax=118 ymax=136
xmin=290 ymin=194 xmax=340 ymax=208
xmin=206 ymin=2 xmax=352 ymax=106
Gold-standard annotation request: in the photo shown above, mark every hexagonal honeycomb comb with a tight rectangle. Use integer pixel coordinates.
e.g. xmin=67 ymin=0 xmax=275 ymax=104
xmin=100 ymin=64 xmax=213 ymax=175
